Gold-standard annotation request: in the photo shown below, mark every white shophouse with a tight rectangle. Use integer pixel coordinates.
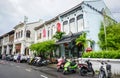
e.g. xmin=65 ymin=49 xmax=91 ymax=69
xmin=0 ymin=30 xmax=14 ymax=55
xmin=34 ymin=0 xmax=116 ymax=58
xmin=13 ymin=20 xmax=43 ymax=55
xmin=34 ymin=16 xmax=59 ymax=43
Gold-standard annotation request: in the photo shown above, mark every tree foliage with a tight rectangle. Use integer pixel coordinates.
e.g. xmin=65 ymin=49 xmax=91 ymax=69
xmin=75 ymin=32 xmax=93 ymax=51
xmin=98 ymin=23 xmax=120 ymax=50
xmin=52 ymin=31 xmax=65 ymax=40
xmin=29 ymin=40 xmax=55 ymax=55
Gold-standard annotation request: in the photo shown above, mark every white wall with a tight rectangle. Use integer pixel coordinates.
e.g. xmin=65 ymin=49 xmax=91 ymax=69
xmin=79 ymin=58 xmax=120 ymax=75
xmin=83 ymin=1 xmax=107 ymax=51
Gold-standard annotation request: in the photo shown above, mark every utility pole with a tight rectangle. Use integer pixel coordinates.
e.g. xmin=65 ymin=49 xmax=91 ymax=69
xmin=23 ymin=16 xmax=28 ymax=55
xmin=102 ymin=8 xmax=107 ymax=51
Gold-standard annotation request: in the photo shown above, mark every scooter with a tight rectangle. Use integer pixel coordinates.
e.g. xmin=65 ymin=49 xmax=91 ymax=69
xmin=79 ymin=60 xmax=95 ymax=76
xmin=98 ymin=61 xmax=112 ymax=78
xmin=63 ymin=59 xmax=77 ymax=75
xmin=57 ymin=58 xmax=66 ymax=72
xmin=36 ymin=58 xmax=49 ymax=66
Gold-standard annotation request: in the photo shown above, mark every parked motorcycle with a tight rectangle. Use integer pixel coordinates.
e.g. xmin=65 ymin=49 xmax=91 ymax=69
xmin=98 ymin=61 xmax=112 ymax=78
xmin=36 ymin=58 xmax=49 ymax=66
xmin=63 ymin=59 xmax=77 ymax=75
xmin=57 ymin=58 xmax=66 ymax=72
xmin=79 ymin=60 xmax=95 ymax=76
xmin=27 ymin=57 xmax=35 ymax=65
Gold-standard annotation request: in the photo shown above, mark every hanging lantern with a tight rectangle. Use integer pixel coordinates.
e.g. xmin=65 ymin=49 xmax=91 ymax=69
xmin=57 ymin=22 xmax=61 ymax=32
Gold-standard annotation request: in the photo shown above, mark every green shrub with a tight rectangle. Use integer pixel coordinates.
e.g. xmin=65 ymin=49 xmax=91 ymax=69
xmin=82 ymin=50 xmax=120 ymax=59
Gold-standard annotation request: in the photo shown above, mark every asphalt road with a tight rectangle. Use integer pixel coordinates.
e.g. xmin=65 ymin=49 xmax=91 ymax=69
xmin=0 ymin=60 xmax=55 ymax=78
xmin=0 ymin=60 xmax=97 ymax=78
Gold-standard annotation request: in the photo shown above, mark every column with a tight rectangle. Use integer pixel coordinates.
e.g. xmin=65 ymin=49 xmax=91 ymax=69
xmin=60 ymin=44 xmax=65 ymax=57
xmin=12 ymin=44 xmax=15 ymax=55
xmin=21 ymin=43 xmax=25 ymax=55
xmin=6 ymin=45 xmax=9 ymax=54
xmin=1 ymin=46 xmax=4 ymax=54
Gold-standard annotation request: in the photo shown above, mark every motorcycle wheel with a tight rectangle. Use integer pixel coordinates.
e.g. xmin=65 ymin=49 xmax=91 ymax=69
xmin=80 ymin=68 xmax=86 ymax=76
xmin=91 ymin=69 xmax=95 ymax=76
xmin=63 ymin=70 xmax=67 ymax=75
xmin=57 ymin=68 xmax=60 ymax=72
xmin=98 ymin=71 xmax=106 ymax=78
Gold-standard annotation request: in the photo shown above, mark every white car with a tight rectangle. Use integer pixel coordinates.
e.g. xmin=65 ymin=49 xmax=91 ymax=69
xmin=13 ymin=54 xmax=19 ymax=62
xmin=13 ymin=54 xmax=28 ymax=62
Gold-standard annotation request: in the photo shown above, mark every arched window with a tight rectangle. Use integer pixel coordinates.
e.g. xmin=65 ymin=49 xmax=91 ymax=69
xmin=24 ymin=47 xmax=29 ymax=55
xmin=26 ymin=30 xmax=31 ymax=38
xmin=21 ymin=30 xmax=23 ymax=37
xmin=63 ymin=21 xmax=69 ymax=34
xmin=48 ymin=27 xmax=50 ymax=39
xmin=69 ymin=18 xmax=76 ymax=33
xmin=77 ymin=14 xmax=83 ymax=32
xmin=77 ymin=14 xmax=83 ymax=20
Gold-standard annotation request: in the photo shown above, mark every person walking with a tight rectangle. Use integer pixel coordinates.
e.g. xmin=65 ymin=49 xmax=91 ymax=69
xmin=17 ymin=53 xmax=21 ymax=63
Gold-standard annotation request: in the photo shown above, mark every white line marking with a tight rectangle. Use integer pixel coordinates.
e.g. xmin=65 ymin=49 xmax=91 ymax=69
xmin=16 ymin=66 xmax=20 ymax=68
xmin=41 ymin=75 xmax=48 ymax=78
xmin=25 ymin=69 xmax=31 ymax=72
xmin=10 ymin=64 xmax=14 ymax=65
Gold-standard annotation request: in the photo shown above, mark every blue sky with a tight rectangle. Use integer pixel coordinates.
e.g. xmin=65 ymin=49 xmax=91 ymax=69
xmin=0 ymin=0 xmax=120 ymax=35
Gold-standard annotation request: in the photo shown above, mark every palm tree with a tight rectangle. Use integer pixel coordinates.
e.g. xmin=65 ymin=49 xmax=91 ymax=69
xmin=52 ymin=31 xmax=65 ymax=40
xmin=75 ymin=32 xmax=93 ymax=52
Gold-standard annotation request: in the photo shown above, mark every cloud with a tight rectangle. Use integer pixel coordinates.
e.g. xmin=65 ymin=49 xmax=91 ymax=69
xmin=0 ymin=0 xmax=120 ymax=35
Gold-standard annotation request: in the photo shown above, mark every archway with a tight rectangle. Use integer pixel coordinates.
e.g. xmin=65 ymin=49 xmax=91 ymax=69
xmin=24 ymin=47 xmax=29 ymax=55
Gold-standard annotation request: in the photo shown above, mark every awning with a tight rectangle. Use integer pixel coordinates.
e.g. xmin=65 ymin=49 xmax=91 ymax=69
xmin=56 ymin=37 xmax=76 ymax=44
xmin=56 ymin=32 xmax=83 ymax=44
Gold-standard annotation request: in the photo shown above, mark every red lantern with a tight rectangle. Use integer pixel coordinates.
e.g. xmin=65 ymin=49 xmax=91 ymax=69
xmin=43 ymin=28 xmax=46 ymax=37
xmin=86 ymin=47 xmax=92 ymax=52
xmin=64 ymin=43 xmax=68 ymax=46
xmin=57 ymin=22 xmax=61 ymax=32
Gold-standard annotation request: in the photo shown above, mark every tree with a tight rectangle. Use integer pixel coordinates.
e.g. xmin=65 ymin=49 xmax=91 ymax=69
xmin=29 ymin=40 xmax=55 ymax=56
xmin=52 ymin=31 xmax=65 ymax=40
xmin=98 ymin=23 xmax=120 ymax=50
xmin=75 ymin=32 xmax=93 ymax=52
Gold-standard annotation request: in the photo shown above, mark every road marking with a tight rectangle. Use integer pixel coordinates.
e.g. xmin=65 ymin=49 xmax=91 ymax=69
xmin=25 ymin=68 xmax=31 ymax=72
xmin=41 ymin=75 xmax=48 ymax=78
xmin=10 ymin=63 xmax=14 ymax=66
xmin=16 ymin=66 xmax=20 ymax=67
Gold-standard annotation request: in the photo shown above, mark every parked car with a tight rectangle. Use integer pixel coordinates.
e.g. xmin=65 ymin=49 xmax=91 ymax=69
xmin=13 ymin=54 xmax=18 ymax=62
xmin=6 ymin=55 xmax=14 ymax=61
xmin=13 ymin=54 xmax=28 ymax=63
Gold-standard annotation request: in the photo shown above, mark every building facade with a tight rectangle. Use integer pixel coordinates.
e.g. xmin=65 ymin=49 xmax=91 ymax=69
xmin=35 ymin=17 xmax=59 ymax=43
xmin=13 ymin=21 xmax=43 ymax=55
xmin=0 ymin=30 xmax=14 ymax=55
xmin=34 ymin=0 xmax=115 ymax=58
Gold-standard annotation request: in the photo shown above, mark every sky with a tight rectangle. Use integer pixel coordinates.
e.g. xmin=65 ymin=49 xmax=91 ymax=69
xmin=0 ymin=0 xmax=120 ymax=36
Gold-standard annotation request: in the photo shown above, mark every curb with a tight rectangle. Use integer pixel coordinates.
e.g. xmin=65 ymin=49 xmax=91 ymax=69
xmin=31 ymin=67 xmax=57 ymax=77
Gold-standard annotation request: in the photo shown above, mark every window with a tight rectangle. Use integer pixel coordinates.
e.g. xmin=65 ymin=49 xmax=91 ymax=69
xmin=77 ymin=14 xmax=83 ymax=20
xmin=18 ymin=32 xmax=20 ymax=38
xmin=26 ymin=30 xmax=31 ymax=38
xmin=21 ymin=30 xmax=23 ymax=37
xmin=77 ymin=14 xmax=83 ymax=32
xmin=39 ymin=33 xmax=42 ymax=39
xmin=69 ymin=18 xmax=76 ymax=33
xmin=51 ymin=27 xmax=53 ymax=36
xmin=63 ymin=21 xmax=69 ymax=34
xmin=16 ymin=33 xmax=17 ymax=39
xmin=48 ymin=27 xmax=50 ymax=39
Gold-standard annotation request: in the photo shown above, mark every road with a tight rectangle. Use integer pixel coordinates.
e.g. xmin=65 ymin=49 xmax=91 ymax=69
xmin=0 ymin=60 xmax=97 ymax=78
xmin=0 ymin=60 xmax=55 ymax=78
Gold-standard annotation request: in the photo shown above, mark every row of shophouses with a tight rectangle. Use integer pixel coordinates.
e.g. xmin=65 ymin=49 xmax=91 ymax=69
xmin=0 ymin=0 xmax=116 ymax=58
